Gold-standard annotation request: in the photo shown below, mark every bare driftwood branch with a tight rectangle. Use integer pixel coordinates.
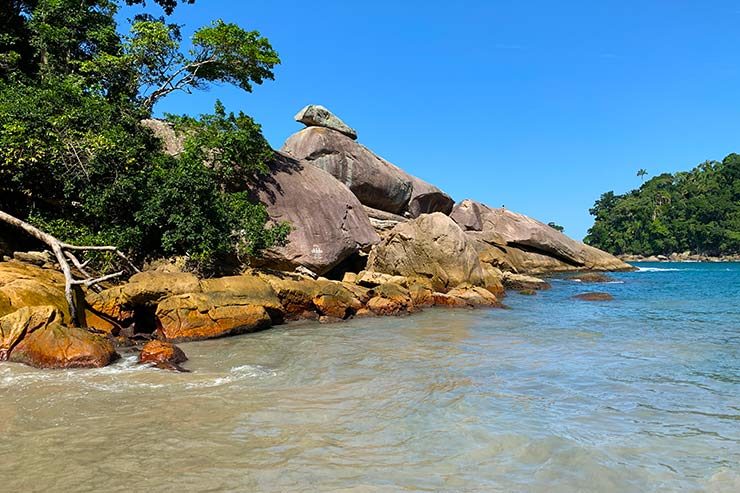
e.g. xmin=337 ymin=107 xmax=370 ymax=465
xmin=0 ymin=209 xmax=138 ymax=326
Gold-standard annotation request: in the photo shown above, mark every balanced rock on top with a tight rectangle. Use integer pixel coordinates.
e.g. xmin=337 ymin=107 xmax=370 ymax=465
xmin=295 ymin=104 xmax=358 ymax=140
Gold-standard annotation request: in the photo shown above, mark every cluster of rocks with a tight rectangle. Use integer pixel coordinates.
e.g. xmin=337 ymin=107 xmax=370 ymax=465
xmin=0 ymin=104 xmax=632 ymax=370
xmin=0 ymin=260 xmax=504 ymax=369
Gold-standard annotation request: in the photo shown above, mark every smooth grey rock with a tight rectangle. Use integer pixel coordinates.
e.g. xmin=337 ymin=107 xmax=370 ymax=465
xmin=253 ymin=152 xmax=380 ymax=275
xmin=294 ymin=105 xmax=358 ymax=140
xmin=282 ymin=127 xmax=413 ymax=214
xmin=406 ymin=175 xmax=454 ymax=218
xmin=141 ymin=119 xmax=184 ymax=156
xmin=451 ymin=199 xmax=632 ymax=273
xmin=282 ymin=127 xmax=454 ymax=217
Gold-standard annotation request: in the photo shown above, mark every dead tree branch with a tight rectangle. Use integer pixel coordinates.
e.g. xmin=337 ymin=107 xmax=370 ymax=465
xmin=0 ymin=209 xmax=139 ymax=326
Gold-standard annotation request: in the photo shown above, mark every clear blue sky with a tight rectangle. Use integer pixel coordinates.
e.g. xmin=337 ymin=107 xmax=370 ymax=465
xmin=119 ymin=0 xmax=740 ymax=240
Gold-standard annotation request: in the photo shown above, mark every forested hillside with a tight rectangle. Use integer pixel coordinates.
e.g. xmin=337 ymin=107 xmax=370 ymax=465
xmin=585 ymin=154 xmax=740 ymax=256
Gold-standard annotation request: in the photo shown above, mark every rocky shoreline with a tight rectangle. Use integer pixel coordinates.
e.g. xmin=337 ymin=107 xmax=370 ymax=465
xmin=0 ymin=105 xmax=633 ymax=370
xmin=618 ymin=253 xmax=740 ymax=263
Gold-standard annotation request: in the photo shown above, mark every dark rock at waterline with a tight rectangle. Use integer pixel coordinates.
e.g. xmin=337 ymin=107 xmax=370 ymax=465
xmin=519 ymin=289 xmax=537 ymax=296
xmin=501 ymin=272 xmax=551 ymax=291
xmin=573 ymin=292 xmax=614 ymax=301
xmin=139 ymin=340 xmax=187 ymax=370
xmin=570 ymin=272 xmax=614 ymax=283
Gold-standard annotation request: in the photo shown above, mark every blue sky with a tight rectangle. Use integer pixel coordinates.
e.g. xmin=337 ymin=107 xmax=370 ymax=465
xmin=119 ymin=0 xmax=740 ymax=240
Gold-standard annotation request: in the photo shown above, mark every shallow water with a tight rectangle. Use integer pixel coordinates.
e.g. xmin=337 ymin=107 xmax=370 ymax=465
xmin=2 ymin=262 xmax=739 ymax=492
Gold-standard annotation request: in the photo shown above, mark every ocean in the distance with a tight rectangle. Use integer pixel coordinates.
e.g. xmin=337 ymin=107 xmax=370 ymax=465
xmin=1 ymin=262 xmax=738 ymax=492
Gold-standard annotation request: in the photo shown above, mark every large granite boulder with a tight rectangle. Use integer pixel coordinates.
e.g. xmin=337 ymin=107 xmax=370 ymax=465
xmin=0 ymin=306 xmax=60 ymax=361
xmin=253 ymin=152 xmax=380 ymax=275
xmin=407 ymin=175 xmax=454 ymax=218
xmin=0 ymin=261 xmax=70 ymax=322
xmin=281 ymin=126 xmax=453 ymax=217
xmin=282 ymin=127 xmax=413 ymax=214
xmin=366 ymin=213 xmax=487 ymax=291
xmin=294 ymin=104 xmax=358 ymax=140
xmin=155 ymin=292 xmax=272 ymax=342
xmin=451 ymin=199 xmax=632 ymax=273
xmin=7 ymin=307 xmax=118 ymax=369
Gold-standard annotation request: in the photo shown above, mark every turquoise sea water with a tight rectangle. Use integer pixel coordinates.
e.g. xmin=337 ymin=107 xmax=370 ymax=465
xmin=1 ymin=262 xmax=739 ymax=492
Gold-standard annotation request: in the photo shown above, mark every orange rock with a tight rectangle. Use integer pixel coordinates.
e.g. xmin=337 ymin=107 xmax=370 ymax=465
xmin=10 ymin=322 xmax=118 ymax=369
xmin=366 ymin=283 xmax=413 ymax=315
xmin=0 ymin=261 xmax=70 ymax=322
xmin=408 ymin=283 xmax=434 ymax=307
xmin=446 ymin=285 xmax=500 ymax=307
xmin=312 ymin=282 xmax=363 ymax=319
xmin=155 ymin=293 xmax=272 ymax=342
xmin=432 ymin=292 xmax=470 ymax=307
xmin=86 ymin=271 xmax=201 ymax=322
xmin=139 ymin=340 xmax=187 ymax=366
xmin=355 ymin=307 xmax=375 ymax=318
xmin=0 ymin=306 xmax=61 ymax=361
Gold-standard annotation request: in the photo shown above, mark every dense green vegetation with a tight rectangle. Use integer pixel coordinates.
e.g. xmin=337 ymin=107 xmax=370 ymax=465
xmin=0 ymin=0 xmax=289 ymax=272
xmin=585 ymin=154 xmax=740 ymax=256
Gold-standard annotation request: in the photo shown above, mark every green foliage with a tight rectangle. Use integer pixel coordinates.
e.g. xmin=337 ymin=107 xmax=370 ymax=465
xmin=585 ymin=155 xmax=740 ymax=256
xmin=0 ymin=0 xmax=288 ymax=273
xmin=168 ymin=100 xmax=274 ymax=182
xmin=190 ymin=20 xmax=280 ymax=93
xmin=547 ymin=222 xmax=564 ymax=232
xmin=124 ymin=0 xmax=195 ymax=16
xmin=83 ymin=18 xmax=280 ymax=109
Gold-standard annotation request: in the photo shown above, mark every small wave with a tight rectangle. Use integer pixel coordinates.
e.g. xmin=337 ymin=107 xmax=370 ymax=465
xmin=184 ymin=364 xmax=277 ymax=389
xmin=637 ymin=267 xmax=680 ymax=272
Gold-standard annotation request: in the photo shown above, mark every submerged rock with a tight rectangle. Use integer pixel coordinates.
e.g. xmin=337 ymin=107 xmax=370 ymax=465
xmin=294 ymin=104 xmax=358 ymax=140
xmin=570 ymin=272 xmax=614 ymax=283
xmin=573 ymin=292 xmax=614 ymax=301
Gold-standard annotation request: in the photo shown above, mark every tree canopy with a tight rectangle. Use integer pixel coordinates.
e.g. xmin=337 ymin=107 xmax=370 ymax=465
xmin=585 ymin=154 xmax=740 ymax=256
xmin=0 ymin=0 xmax=288 ymax=273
